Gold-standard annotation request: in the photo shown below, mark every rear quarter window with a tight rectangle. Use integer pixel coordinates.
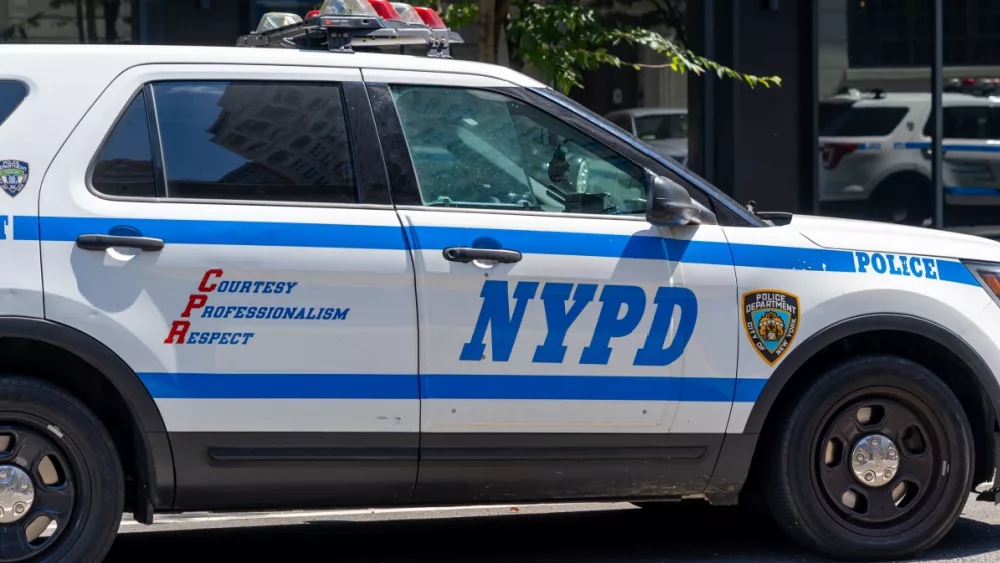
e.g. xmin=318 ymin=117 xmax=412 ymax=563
xmin=0 ymin=81 xmax=28 ymax=129
xmin=819 ymin=104 xmax=908 ymax=137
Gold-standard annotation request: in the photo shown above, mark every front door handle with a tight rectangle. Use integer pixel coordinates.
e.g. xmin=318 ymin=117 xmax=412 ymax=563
xmin=76 ymin=234 xmax=165 ymax=252
xmin=443 ymin=247 xmax=522 ymax=264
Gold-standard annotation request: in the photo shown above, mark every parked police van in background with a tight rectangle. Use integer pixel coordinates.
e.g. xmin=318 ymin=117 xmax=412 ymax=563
xmin=819 ymin=87 xmax=1000 ymax=225
xmin=4 ymin=4 xmax=1000 ymax=561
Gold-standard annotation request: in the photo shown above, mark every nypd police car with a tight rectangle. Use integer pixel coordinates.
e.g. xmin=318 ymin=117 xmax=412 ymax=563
xmin=2 ymin=4 xmax=1000 ymax=561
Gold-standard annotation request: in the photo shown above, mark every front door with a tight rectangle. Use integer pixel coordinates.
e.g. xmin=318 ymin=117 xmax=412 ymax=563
xmin=368 ymin=73 xmax=739 ymax=502
xmin=39 ymin=64 xmax=419 ymax=509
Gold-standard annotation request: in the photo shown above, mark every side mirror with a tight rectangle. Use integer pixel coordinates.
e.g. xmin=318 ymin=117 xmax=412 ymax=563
xmin=645 ymin=172 xmax=703 ymax=226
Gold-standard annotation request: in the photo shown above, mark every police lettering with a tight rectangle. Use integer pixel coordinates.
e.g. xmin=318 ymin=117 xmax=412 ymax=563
xmin=854 ymin=251 xmax=938 ymax=280
xmin=461 ymin=280 xmax=698 ymax=366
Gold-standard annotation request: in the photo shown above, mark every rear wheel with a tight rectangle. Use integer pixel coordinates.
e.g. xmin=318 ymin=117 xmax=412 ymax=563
xmin=869 ymin=175 xmax=932 ymax=225
xmin=766 ymin=356 xmax=973 ymax=561
xmin=0 ymin=377 xmax=123 ymax=562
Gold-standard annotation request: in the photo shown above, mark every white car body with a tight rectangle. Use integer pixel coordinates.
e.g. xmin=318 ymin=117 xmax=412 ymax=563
xmin=3 ymin=40 xmax=1000 ymax=561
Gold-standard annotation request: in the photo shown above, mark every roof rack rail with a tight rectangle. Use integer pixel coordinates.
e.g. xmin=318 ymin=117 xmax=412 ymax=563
xmin=236 ymin=4 xmax=464 ymax=58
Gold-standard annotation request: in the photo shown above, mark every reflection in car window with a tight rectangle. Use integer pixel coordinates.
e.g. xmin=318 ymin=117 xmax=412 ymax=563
xmin=92 ymin=92 xmax=157 ymax=198
xmin=635 ymin=114 xmax=688 ymax=141
xmin=152 ymin=81 xmax=356 ymax=203
xmin=390 ymin=85 xmax=647 ymax=215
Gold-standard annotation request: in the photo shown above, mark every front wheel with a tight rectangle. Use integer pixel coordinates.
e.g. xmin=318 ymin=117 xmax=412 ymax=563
xmin=0 ymin=377 xmax=124 ymax=562
xmin=766 ymin=356 xmax=974 ymax=561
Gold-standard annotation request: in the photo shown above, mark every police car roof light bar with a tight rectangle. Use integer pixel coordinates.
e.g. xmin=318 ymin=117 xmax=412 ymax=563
xmin=236 ymin=3 xmax=462 ymax=58
xmin=368 ymin=0 xmax=403 ymax=20
xmin=412 ymin=6 xmax=447 ymax=29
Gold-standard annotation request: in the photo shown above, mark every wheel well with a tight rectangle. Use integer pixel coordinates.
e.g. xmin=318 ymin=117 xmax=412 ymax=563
xmin=873 ymin=171 xmax=932 ymax=200
xmin=747 ymin=329 xmax=997 ymax=494
xmin=0 ymin=337 xmax=144 ymax=513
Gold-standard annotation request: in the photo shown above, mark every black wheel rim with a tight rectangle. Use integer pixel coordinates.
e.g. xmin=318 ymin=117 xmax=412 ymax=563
xmin=810 ymin=386 xmax=948 ymax=537
xmin=0 ymin=422 xmax=77 ymax=562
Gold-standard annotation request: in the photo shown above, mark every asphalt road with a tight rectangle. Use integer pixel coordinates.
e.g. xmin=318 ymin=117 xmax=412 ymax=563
xmin=105 ymin=494 xmax=1000 ymax=562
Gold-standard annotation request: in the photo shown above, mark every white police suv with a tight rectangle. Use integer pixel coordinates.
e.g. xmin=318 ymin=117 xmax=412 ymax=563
xmin=820 ymin=88 xmax=1000 ymax=225
xmin=2 ymin=5 xmax=1000 ymax=561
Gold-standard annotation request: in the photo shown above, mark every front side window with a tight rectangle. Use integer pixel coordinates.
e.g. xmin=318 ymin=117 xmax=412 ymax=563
xmin=935 ymin=106 xmax=992 ymax=140
xmin=152 ymin=81 xmax=357 ymax=203
xmin=390 ymin=85 xmax=647 ymax=216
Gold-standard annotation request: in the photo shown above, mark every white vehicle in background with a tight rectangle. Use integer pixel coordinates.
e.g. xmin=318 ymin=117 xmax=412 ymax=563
xmin=819 ymin=88 xmax=1000 ymax=225
xmin=605 ymin=107 xmax=688 ymax=166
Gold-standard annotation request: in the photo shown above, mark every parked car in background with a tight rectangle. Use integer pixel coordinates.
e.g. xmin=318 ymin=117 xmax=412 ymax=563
xmin=819 ymin=87 xmax=1000 ymax=225
xmin=605 ymin=107 xmax=688 ymax=166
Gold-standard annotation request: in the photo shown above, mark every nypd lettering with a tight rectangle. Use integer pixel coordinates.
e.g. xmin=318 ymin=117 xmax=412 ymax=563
xmin=163 ymin=268 xmax=350 ymax=345
xmin=460 ymin=280 xmax=698 ymax=366
xmin=0 ymin=160 xmax=28 ymax=197
xmin=854 ymin=252 xmax=939 ymax=280
xmin=743 ymin=290 xmax=799 ymax=366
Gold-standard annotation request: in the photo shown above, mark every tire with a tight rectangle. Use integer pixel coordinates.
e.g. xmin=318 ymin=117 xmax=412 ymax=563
xmin=766 ymin=356 xmax=974 ymax=561
xmin=869 ymin=175 xmax=932 ymax=226
xmin=0 ymin=376 xmax=124 ymax=562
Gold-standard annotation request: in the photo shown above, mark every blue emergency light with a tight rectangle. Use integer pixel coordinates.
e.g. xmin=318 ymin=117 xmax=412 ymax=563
xmin=236 ymin=0 xmax=463 ymax=58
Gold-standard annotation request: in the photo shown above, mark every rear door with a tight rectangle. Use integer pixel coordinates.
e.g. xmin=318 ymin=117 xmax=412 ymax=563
xmin=936 ymin=104 xmax=1000 ymax=205
xmin=38 ymin=64 xmax=419 ymax=509
xmin=365 ymin=70 xmax=739 ymax=503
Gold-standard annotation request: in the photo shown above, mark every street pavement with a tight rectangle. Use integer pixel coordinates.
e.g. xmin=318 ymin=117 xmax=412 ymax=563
xmin=106 ymin=494 xmax=1000 ymax=562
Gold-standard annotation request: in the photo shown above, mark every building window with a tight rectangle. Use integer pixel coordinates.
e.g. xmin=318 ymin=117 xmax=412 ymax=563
xmin=848 ymin=0 xmax=1000 ymax=68
xmin=0 ymin=0 xmax=137 ymax=44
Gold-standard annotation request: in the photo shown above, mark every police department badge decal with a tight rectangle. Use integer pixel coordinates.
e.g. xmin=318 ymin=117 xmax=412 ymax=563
xmin=743 ymin=290 xmax=799 ymax=366
xmin=0 ymin=160 xmax=28 ymax=198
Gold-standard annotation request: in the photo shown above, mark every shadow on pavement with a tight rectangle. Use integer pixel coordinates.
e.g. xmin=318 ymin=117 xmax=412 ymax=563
xmin=105 ymin=507 xmax=1000 ymax=562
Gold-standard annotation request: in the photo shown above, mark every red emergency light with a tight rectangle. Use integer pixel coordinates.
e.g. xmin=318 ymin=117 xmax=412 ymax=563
xmin=367 ymin=0 xmax=403 ymax=21
xmin=305 ymin=9 xmax=320 ymax=18
xmin=413 ymin=6 xmax=447 ymax=29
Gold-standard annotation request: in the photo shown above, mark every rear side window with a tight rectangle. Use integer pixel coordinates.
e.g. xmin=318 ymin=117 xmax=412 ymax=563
xmin=92 ymin=92 xmax=157 ymax=198
xmin=151 ymin=81 xmax=357 ymax=204
xmin=819 ymin=106 xmax=908 ymax=136
xmin=634 ymin=113 xmax=688 ymax=141
xmin=0 ymin=81 xmax=28 ymax=129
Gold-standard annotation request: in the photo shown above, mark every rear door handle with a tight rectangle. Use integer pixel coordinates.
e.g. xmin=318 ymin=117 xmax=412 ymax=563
xmin=443 ymin=247 xmax=522 ymax=264
xmin=76 ymin=234 xmax=165 ymax=252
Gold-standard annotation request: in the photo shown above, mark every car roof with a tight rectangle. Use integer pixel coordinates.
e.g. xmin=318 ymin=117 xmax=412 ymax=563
xmin=606 ymin=107 xmax=687 ymax=118
xmin=0 ymin=44 xmax=548 ymax=88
